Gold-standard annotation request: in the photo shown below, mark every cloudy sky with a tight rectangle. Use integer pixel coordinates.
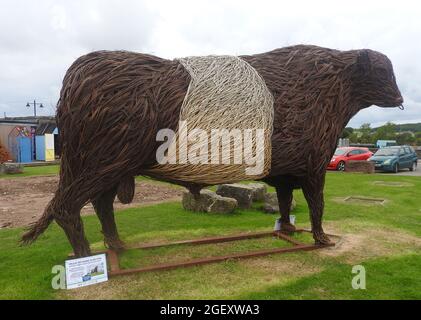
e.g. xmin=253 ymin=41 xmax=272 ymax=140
xmin=0 ymin=0 xmax=420 ymax=127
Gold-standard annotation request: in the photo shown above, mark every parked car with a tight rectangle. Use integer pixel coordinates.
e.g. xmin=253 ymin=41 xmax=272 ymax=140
xmin=328 ymin=147 xmax=373 ymax=171
xmin=368 ymin=146 xmax=418 ymax=173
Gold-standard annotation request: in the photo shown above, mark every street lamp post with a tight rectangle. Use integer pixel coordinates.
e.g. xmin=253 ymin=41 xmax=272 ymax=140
xmin=26 ymin=100 xmax=44 ymax=117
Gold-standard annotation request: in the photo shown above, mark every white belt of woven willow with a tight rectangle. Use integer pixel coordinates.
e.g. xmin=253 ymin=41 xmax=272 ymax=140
xmin=148 ymin=55 xmax=274 ymax=185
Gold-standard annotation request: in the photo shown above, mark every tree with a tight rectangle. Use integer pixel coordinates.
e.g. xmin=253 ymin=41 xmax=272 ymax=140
xmin=349 ymin=132 xmax=360 ymax=143
xmin=372 ymin=122 xmax=396 ymax=143
xmin=340 ymin=127 xmax=354 ymax=139
xmin=413 ymin=132 xmax=421 ymax=146
xmin=359 ymin=123 xmax=373 ymax=144
xmin=396 ymin=132 xmax=415 ymax=145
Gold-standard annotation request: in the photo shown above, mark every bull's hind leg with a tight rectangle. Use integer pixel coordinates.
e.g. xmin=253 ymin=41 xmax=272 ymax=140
xmin=302 ymin=174 xmax=331 ymax=245
xmin=92 ymin=187 xmax=125 ymax=251
xmin=55 ymin=211 xmax=91 ymax=257
xmin=275 ymin=182 xmax=296 ymax=234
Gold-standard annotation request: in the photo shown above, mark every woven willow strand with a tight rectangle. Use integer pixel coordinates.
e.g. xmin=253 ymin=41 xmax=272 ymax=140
xmin=147 ymin=55 xmax=274 ymax=184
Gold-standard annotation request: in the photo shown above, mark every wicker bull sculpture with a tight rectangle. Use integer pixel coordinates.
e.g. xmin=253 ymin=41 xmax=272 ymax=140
xmin=22 ymin=45 xmax=403 ymax=257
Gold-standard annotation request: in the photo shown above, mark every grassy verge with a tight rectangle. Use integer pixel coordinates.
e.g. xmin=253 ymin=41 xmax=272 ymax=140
xmin=0 ymin=164 xmax=167 ymax=186
xmin=0 ymin=165 xmax=59 ymax=178
xmin=0 ymin=172 xmax=420 ymax=299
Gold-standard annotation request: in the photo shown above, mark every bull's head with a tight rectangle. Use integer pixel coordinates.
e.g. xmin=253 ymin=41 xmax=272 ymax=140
xmin=353 ymin=49 xmax=404 ymax=109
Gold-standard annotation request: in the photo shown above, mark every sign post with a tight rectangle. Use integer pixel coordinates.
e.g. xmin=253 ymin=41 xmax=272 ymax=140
xmin=65 ymin=254 xmax=108 ymax=289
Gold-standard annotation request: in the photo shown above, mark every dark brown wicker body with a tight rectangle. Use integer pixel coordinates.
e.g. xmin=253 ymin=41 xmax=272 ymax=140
xmin=22 ymin=45 xmax=403 ymax=257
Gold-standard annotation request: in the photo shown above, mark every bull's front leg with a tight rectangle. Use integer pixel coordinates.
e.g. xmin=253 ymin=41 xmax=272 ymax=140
xmin=301 ymin=173 xmax=332 ymax=245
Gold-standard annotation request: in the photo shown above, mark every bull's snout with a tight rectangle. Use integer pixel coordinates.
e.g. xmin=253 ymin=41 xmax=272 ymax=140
xmin=396 ymin=96 xmax=404 ymax=105
xmin=396 ymin=95 xmax=404 ymax=110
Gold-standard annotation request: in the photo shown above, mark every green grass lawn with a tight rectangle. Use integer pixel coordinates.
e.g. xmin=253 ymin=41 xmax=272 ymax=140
xmin=0 ymin=165 xmax=60 ymax=178
xmin=0 ymin=172 xmax=420 ymax=299
xmin=0 ymin=164 xmax=153 ymax=183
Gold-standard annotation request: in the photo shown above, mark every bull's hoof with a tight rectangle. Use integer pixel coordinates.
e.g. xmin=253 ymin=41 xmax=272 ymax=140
xmin=280 ymin=222 xmax=296 ymax=234
xmin=313 ymin=231 xmax=332 ymax=246
xmin=105 ymin=238 xmax=126 ymax=252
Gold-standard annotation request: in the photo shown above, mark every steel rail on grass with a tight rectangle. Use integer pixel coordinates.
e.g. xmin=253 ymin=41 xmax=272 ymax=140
xmin=102 ymin=229 xmax=336 ymax=277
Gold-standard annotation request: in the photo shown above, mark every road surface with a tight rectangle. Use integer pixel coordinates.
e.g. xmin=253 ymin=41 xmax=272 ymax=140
xmin=380 ymin=160 xmax=421 ymax=177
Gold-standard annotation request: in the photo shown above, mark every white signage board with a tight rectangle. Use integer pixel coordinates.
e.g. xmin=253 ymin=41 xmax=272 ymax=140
xmin=65 ymin=253 xmax=108 ymax=289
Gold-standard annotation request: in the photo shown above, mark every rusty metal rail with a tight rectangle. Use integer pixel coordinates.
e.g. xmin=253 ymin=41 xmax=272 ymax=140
xmin=103 ymin=229 xmax=335 ymax=277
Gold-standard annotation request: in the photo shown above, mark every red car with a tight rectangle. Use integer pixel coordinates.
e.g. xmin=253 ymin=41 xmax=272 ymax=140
xmin=327 ymin=147 xmax=373 ymax=171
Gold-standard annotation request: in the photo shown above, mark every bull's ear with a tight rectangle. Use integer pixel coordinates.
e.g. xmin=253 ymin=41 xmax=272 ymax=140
xmin=357 ymin=49 xmax=372 ymax=74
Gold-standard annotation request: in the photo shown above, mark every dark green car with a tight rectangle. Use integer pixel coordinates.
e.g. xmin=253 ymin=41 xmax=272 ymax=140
xmin=369 ymin=146 xmax=418 ymax=173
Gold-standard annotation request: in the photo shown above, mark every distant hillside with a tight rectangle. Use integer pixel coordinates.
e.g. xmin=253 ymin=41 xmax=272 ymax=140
xmin=345 ymin=122 xmax=421 ymax=146
xmin=393 ymin=123 xmax=421 ymax=132
xmin=371 ymin=123 xmax=421 ymax=133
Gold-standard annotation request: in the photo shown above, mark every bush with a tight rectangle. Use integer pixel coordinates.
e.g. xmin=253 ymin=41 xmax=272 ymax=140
xmin=0 ymin=142 xmax=10 ymax=164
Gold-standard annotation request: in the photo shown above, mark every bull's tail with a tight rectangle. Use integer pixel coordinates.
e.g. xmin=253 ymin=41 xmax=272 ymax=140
xmin=21 ymin=198 xmax=56 ymax=245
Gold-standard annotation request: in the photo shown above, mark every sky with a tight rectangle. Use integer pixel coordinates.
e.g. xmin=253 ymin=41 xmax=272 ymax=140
xmin=0 ymin=0 xmax=420 ymax=128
